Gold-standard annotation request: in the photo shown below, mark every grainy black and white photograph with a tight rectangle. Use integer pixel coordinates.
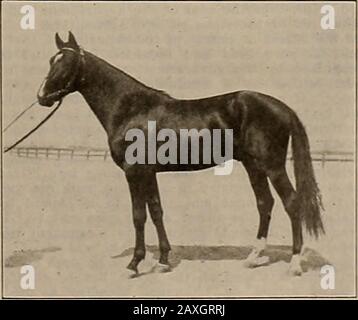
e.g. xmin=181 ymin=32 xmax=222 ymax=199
xmin=1 ymin=1 xmax=356 ymax=299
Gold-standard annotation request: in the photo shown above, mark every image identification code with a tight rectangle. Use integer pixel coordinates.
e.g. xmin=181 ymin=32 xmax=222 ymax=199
xmin=133 ymin=304 xmax=225 ymax=317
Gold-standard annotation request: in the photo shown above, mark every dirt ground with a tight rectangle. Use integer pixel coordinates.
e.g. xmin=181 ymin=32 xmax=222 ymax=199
xmin=2 ymin=155 xmax=355 ymax=297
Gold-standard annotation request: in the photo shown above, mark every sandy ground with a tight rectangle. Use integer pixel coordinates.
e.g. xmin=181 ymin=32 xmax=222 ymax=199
xmin=2 ymin=155 xmax=355 ymax=297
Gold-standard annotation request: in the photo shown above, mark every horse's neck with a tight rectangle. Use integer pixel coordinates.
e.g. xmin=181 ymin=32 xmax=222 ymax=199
xmin=78 ymin=51 xmax=155 ymax=135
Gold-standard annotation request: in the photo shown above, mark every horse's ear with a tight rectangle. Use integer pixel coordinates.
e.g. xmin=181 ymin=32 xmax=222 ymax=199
xmin=67 ymin=31 xmax=79 ymax=49
xmin=55 ymin=33 xmax=65 ymax=49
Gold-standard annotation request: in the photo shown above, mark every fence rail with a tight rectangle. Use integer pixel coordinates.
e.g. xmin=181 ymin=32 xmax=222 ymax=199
xmin=5 ymin=146 xmax=354 ymax=167
xmin=6 ymin=147 xmax=111 ymax=161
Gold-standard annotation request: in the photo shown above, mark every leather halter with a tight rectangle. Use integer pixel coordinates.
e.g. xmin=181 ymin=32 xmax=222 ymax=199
xmin=37 ymin=47 xmax=85 ymax=102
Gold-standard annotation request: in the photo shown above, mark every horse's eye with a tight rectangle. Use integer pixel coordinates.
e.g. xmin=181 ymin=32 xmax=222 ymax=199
xmin=49 ymin=57 xmax=55 ymax=65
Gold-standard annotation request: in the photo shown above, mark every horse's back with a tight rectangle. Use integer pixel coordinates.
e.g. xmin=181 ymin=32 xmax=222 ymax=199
xmin=109 ymin=89 xmax=295 ymax=172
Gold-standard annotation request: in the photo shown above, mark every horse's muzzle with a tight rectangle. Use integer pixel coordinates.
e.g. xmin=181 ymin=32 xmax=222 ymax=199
xmin=37 ymin=94 xmax=55 ymax=107
xmin=37 ymin=79 xmax=56 ymax=107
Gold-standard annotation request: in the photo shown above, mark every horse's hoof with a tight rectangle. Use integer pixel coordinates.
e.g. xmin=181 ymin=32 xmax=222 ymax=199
xmin=243 ymin=255 xmax=269 ymax=268
xmin=127 ymin=262 xmax=139 ymax=277
xmin=288 ymin=254 xmax=303 ymax=276
xmin=125 ymin=269 xmax=139 ymax=279
xmin=124 ymin=265 xmax=139 ymax=279
xmin=288 ymin=266 xmax=303 ymax=276
xmin=152 ymin=262 xmax=172 ymax=273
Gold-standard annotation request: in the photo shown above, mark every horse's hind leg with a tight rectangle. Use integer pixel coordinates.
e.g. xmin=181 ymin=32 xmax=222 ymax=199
xmin=242 ymin=158 xmax=274 ymax=267
xmin=146 ymin=174 xmax=171 ymax=272
xmin=266 ymin=166 xmax=304 ymax=276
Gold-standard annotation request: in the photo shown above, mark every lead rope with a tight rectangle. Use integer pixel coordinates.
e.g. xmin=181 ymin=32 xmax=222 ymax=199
xmin=4 ymin=99 xmax=63 ymax=153
xmin=3 ymin=100 xmax=38 ymax=132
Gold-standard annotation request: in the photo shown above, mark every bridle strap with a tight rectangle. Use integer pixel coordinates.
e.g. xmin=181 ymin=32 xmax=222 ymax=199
xmin=59 ymin=46 xmax=85 ymax=91
xmin=61 ymin=47 xmax=79 ymax=54
xmin=38 ymin=47 xmax=85 ymax=101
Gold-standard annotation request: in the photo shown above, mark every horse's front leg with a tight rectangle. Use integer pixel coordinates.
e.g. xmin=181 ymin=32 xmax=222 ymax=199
xmin=126 ymin=173 xmax=147 ymax=274
xmin=146 ymin=173 xmax=171 ymax=272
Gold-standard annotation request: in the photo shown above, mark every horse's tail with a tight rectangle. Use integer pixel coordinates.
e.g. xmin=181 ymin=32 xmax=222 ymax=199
xmin=290 ymin=112 xmax=324 ymax=238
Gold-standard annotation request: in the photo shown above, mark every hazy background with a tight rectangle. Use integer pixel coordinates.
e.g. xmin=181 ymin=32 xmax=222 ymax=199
xmin=2 ymin=2 xmax=356 ymax=151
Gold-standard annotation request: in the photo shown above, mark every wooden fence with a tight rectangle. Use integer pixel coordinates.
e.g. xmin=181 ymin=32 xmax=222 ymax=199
xmin=5 ymin=146 xmax=354 ymax=167
xmin=7 ymin=147 xmax=111 ymax=161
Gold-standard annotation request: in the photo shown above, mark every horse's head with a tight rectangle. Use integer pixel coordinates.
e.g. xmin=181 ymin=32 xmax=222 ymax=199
xmin=37 ymin=32 xmax=84 ymax=107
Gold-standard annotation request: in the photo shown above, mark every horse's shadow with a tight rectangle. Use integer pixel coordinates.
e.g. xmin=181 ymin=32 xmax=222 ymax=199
xmin=113 ymin=244 xmax=330 ymax=276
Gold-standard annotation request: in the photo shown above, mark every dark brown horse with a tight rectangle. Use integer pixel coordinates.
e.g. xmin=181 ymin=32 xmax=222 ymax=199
xmin=37 ymin=32 xmax=323 ymax=276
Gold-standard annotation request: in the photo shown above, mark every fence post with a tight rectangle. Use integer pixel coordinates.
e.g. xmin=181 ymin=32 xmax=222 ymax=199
xmin=322 ymin=153 xmax=326 ymax=168
xmin=87 ymin=150 xmax=90 ymax=160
